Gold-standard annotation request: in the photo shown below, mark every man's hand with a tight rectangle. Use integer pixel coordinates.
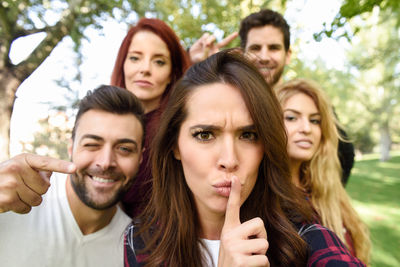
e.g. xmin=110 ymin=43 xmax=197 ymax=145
xmin=189 ymin=32 xmax=238 ymax=64
xmin=0 ymin=153 xmax=76 ymax=214
xmin=218 ymin=176 xmax=269 ymax=267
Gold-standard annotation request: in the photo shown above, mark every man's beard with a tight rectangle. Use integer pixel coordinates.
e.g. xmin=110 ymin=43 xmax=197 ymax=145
xmin=264 ymin=65 xmax=284 ymax=88
xmin=70 ymin=167 xmax=135 ymax=210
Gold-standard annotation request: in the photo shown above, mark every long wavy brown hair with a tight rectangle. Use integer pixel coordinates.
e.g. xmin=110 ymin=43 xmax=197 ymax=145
xmin=275 ymin=79 xmax=371 ymax=265
xmin=137 ymin=50 xmax=313 ymax=266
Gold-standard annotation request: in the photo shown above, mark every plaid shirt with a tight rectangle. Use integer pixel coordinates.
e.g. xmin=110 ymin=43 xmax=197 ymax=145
xmin=124 ymin=223 xmax=366 ymax=267
xmin=298 ymin=224 xmax=365 ymax=266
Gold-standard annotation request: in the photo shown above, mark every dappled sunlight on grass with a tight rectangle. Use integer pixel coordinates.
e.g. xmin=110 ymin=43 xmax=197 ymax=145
xmin=370 ymin=248 xmax=399 ymax=267
xmin=368 ymin=221 xmax=400 ymax=267
xmin=352 ymin=202 xmax=400 ymax=222
xmin=346 ymin=152 xmax=400 ymax=267
xmin=379 ymin=162 xmax=400 ymax=169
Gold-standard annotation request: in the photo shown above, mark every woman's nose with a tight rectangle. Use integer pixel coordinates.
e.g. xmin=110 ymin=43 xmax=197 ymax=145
xmin=299 ymin=119 xmax=311 ymax=133
xmin=217 ymin=138 xmax=239 ymax=172
xmin=139 ymin=60 xmax=151 ymax=74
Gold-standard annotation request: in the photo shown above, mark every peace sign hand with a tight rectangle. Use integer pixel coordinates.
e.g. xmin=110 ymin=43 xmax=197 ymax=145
xmin=189 ymin=32 xmax=239 ymax=64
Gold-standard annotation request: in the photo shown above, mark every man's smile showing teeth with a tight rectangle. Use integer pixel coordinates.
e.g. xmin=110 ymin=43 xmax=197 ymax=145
xmin=90 ymin=176 xmax=115 ymax=183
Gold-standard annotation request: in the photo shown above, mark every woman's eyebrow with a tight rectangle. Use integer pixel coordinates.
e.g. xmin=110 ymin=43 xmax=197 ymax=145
xmin=189 ymin=124 xmax=256 ymax=131
xmin=283 ymin=108 xmax=301 ymax=114
xmin=189 ymin=124 xmax=220 ymax=131
xmin=284 ymin=109 xmax=320 ymax=117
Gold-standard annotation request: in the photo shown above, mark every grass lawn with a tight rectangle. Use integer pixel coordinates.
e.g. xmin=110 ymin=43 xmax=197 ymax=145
xmin=346 ymin=151 xmax=400 ymax=267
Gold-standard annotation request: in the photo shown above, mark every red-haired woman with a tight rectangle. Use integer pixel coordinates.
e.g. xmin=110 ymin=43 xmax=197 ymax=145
xmin=111 ymin=18 xmax=190 ymax=217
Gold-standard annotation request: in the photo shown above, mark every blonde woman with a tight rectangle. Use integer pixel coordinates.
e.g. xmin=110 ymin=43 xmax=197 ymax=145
xmin=275 ymin=78 xmax=371 ymax=265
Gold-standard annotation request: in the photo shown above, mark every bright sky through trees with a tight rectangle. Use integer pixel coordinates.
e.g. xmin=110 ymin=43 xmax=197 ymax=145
xmin=9 ymin=0 xmax=346 ymax=155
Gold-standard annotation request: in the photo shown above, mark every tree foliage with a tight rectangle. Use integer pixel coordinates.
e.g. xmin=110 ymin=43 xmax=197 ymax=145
xmin=315 ymin=0 xmax=400 ymax=40
xmin=0 ymin=0 xmax=141 ymax=160
xmin=306 ymin=1 xmax=400 ymax=159
xmin=346 ymin=10 xmax=400 ymax=160
xmin=24 ymin=112 xmax=72 ymax=160
xmin=4 ymin=0 xmax=399 ymax=162
xmin=136 ymin=0 xmax=285 ymax=47
xmin=303 ymin=7 xmax=400 ymax=157
xmin=1 ymin=0 xmax=286 ymax=160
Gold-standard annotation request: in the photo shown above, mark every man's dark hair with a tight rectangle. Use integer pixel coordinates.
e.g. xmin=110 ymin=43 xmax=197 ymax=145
xmin=239 ymin=9 xmax=290 ymax=51
xmin=72 ymin=85 xmax=145 ymax=145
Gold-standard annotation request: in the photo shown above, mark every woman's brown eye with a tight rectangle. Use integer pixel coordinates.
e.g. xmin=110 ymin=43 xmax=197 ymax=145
xmin=192 ymin=131 xmax=213 ymax=141
xmin=241 ymin=132 xmax=258 ymax=141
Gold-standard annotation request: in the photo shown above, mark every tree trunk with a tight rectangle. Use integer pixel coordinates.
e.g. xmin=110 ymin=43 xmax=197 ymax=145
xmin=0 ymin=70 xmax=21 ymax=161
xmin=379 ymin=120 xmax=391 ymax=162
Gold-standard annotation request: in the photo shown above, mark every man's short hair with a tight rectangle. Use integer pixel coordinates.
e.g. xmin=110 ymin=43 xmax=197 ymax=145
xmin=72 ymin=85 xmax=145 ymax=145
xmin=239 ymin=9 xmax=290 ymax=51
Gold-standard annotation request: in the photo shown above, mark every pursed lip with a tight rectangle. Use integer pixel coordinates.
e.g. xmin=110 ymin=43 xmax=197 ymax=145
xmin=212 ymin=180 xmax=238 ymax=198
xmin=213 ymin=180 xmax=232 ymax=188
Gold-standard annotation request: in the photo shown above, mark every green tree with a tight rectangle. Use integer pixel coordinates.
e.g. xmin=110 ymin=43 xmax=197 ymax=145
xmin=0 ymin=0 xmax=146 ymax=161
xmin=2 ymin=0 xmax=286 ymax=161
xmin=316 ymin=0 xmax=400 ymax=40
xmin=345 ymin=10 xmax=400 ymax=160
xmin=137 ymin=0 xmax=286 ymax=48
xmin=24 ymin=111 xmax=72 ymax=160
xmin=307 ymin=2 xmax=399 ymax=159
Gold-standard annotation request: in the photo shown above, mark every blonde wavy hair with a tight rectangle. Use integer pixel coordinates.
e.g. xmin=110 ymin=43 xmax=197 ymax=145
xmin=275 ymin=78 xmax=371 ymax=265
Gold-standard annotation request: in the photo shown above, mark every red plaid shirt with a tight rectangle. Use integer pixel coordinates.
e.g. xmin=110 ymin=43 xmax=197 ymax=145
xmin=124 ymin=223 xmax=366 ymax=266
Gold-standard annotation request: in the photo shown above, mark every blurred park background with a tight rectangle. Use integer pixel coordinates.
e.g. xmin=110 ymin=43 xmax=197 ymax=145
xmin=347 ymin=151 xmax=400 ymax=266
xmin=1 ymin=0 xmax=399 ymax=266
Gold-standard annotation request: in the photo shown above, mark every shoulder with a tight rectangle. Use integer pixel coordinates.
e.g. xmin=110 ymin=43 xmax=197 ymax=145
xmin=125 ymin=223 xmax=144 ymax=250
xmin=124 ymin=222 xmax=147 ymax=267
xmin=298 ymin=224 xmax=366 ymax=267
xmin=114 ymin=205 xmax=132 ymax=225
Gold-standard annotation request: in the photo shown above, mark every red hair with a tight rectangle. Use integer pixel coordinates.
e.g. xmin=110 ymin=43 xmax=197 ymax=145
xmin=110 ymin=18 xmax=190 ymax=104
xmin=112 ymin=19 xmax=190 ymax=217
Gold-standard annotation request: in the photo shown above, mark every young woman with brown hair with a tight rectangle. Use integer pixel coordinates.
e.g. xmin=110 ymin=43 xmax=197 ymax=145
xmin=124 ymin=51 xmax=366 ymax=266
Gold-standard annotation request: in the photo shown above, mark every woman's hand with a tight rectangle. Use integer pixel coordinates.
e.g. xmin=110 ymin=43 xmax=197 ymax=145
xmin=218 ymin=176 xmax=269 ymax=267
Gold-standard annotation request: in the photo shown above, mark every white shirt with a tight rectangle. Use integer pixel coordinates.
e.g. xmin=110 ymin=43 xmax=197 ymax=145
xmin=0 ymin=173 xmax=131 ymax=267
xmin=202 ymin=239 xmax=220 ymax=266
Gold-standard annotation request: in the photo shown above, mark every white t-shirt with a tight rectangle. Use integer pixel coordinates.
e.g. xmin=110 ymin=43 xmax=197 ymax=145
xmin=202 ymin=239 xmax=220 ymax=266
xmin=0 ymin=172 xmax=131 ymax=267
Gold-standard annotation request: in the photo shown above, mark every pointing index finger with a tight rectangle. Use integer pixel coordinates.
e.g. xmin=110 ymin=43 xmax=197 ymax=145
xmin=217 ymin=32 xmax=239 ymax=49
xmin=24 ymin=154 xmax=76 ymax=174
xmin=223 ymin=176 xmax=241 ymax=229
